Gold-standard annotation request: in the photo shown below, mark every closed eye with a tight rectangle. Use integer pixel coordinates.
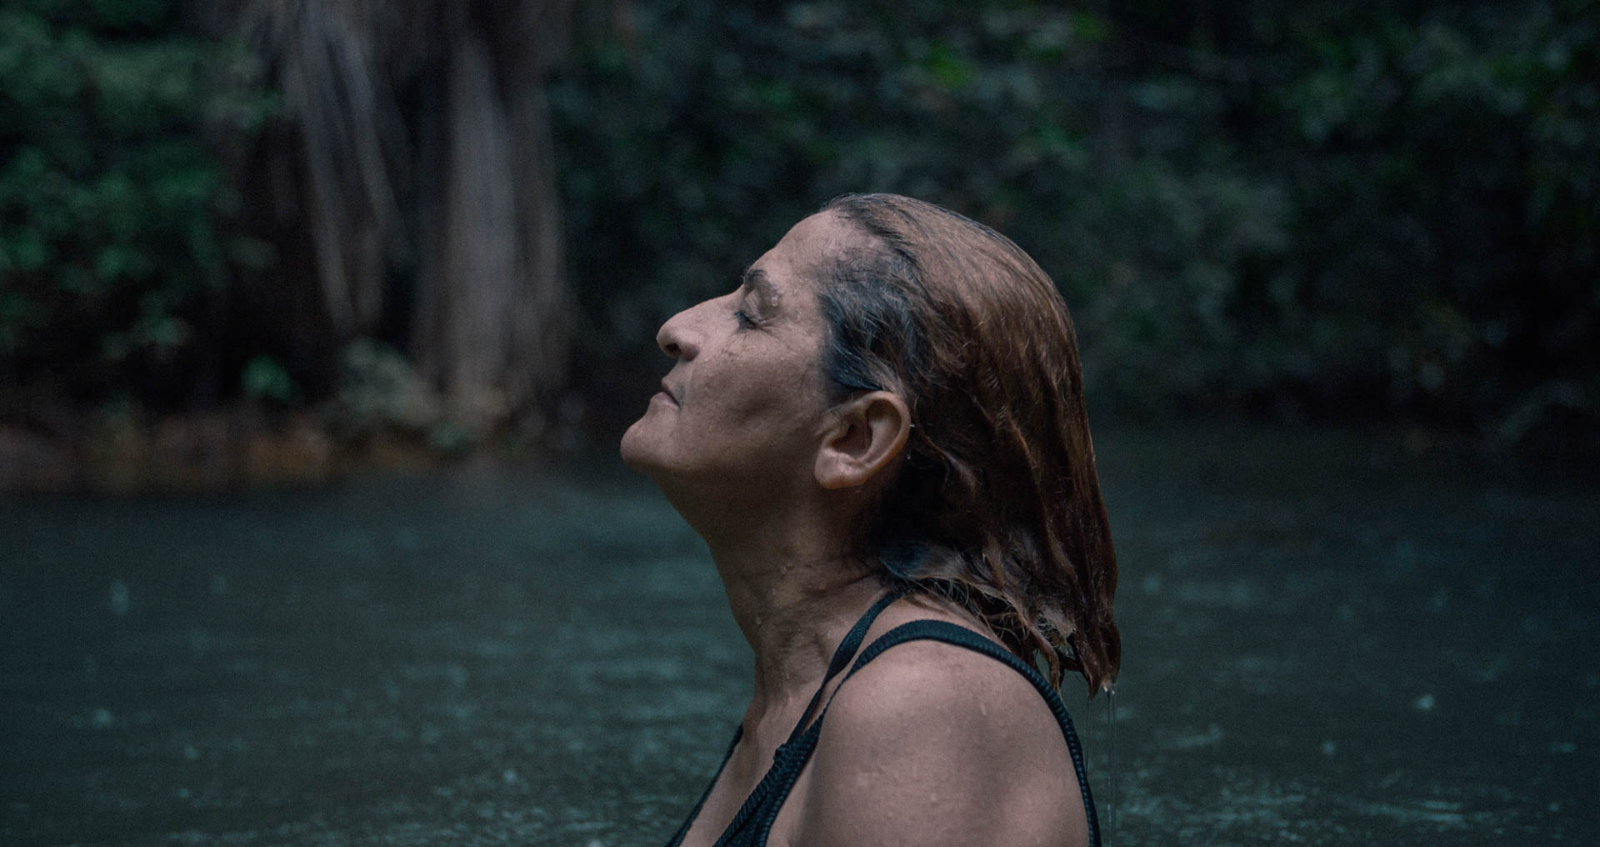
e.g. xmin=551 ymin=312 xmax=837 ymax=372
xmin=733 ymin=308 xmax=760 ymax=329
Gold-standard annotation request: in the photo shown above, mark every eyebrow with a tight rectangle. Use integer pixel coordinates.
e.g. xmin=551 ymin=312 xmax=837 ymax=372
xmin=741 ymin=266 xmax=781 ymax=309
xmin=741 ymin=266 xmax=770 ymax=292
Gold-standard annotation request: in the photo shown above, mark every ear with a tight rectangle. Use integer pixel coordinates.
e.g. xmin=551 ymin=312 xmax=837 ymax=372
xmin=814 ymin=391 xmax=911 ymax=490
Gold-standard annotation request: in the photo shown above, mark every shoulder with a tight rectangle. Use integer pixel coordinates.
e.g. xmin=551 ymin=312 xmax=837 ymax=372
xmin=792 ymin=627 xmax=1088 ymax=847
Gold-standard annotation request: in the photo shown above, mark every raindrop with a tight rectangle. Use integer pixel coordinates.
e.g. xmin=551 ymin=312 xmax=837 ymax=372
xmin=110 ymin=580 xmax=129 ymax=615
xmin=1413 ymin=694 xmax=1436 ymax=712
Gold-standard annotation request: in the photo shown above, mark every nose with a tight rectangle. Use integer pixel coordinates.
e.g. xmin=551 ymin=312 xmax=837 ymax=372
xmin=656 ymin=306 xmax=701 ymax=360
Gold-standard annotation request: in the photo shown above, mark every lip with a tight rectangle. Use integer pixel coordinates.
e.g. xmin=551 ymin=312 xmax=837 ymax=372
xmin=654 ymin=381 xmax=679 ymax=407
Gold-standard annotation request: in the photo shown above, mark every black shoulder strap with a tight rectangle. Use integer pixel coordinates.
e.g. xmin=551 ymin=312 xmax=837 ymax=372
xmin=663 ymin=725 xmax=741 ymax=847
xmin=664 ymin=590 xmax=906 ymax=847
xmin=833 ymin=620 xmax=1103 ymax=847
xmin=782 ymin=588 xmax=904 ymax=747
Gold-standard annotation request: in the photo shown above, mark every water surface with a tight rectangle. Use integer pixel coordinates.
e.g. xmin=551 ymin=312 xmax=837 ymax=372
xmin=2 ymin=427 xmax=1595 ymax=845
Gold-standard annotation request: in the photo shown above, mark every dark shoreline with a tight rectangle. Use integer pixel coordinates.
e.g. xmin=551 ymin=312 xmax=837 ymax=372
xmin=5 ymin=409 xmax=1596 ymax=498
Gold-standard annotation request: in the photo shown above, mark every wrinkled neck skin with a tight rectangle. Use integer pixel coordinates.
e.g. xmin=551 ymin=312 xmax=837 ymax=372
xmin=664 ymin=478 xmax=882 ymax=728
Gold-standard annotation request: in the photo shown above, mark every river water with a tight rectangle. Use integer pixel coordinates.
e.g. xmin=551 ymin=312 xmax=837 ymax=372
xmin=2 ymin=426 xmax=1595 ymax=846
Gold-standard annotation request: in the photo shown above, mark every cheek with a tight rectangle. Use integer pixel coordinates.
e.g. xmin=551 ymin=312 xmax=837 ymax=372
xmin=701 ymin=358 xmax=820 ymax=428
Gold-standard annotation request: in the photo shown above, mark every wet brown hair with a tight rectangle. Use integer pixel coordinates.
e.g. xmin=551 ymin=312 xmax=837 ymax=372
xmin=817 ymin=193 xmax=1120 ymax=695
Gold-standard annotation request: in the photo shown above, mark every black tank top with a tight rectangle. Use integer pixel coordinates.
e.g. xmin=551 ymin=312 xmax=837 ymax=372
xmin=663 ymin=592 xmax=1102 ymax=847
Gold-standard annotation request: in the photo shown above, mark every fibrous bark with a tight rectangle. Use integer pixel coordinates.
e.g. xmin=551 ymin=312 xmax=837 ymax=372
xmin=206 ymin=0 xmax=573 ymax=434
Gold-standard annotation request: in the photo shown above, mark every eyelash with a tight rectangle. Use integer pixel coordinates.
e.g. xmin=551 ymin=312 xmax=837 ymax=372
xmin=733 ymin=309 xmax=759 ymax=329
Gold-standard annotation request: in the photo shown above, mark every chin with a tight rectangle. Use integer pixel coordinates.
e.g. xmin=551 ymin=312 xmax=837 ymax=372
xmin=618 ymin=417 xmax=660 ymax=473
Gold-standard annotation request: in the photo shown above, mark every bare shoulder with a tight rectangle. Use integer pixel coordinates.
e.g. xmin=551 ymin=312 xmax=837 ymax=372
xmin=792 ymin=632 xmax=1089 ymax=847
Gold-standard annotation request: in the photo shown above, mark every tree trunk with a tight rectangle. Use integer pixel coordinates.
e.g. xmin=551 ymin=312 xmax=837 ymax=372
xmin=208 ymin=0 xmax=572 ymax=434
xmin=413 ymin=3 xmax=571 ymax=436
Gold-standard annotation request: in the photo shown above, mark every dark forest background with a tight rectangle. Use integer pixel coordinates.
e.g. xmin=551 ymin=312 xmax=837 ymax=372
xmin=2 ymin=0 xmax=1596 ymax=488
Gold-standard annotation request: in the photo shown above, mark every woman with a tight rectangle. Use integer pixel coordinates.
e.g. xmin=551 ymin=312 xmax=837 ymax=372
xmin=621 ymin=194 xmax=1120 ymax=847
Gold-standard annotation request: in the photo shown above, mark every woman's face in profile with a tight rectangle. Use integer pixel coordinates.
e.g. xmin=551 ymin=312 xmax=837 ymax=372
xmin=620 ymin=212 xmax=854 ymax=491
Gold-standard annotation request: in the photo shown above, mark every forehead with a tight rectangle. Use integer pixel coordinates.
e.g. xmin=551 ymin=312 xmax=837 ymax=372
xmin=751 ymin=211 xmax=857 ymax=288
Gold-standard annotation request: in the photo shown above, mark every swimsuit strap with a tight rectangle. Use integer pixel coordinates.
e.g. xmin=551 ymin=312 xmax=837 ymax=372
xmin=750 ymin=619 xmax=1102 ymax=847
xmin=782 ymin=587 xmax=906 ymax=747
xmin=663 ymin=589 xmax=906 ymax=847
xmin=663 ymin=725 xmax=743 ymax=847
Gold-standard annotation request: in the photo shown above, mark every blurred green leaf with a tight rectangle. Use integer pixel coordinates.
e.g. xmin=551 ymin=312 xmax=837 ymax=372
xmin=242 ymin=355 xmax=301 ymax=405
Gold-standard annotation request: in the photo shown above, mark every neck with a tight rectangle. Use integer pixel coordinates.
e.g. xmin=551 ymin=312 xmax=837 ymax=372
xmin=714 ymin=539 xmax=881 ymax=718
xmin=670 ymin=481 xmax=883 ymax=722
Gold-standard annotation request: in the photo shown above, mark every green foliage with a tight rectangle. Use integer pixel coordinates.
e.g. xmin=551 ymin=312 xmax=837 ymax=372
xmin=552 ymin=0 xmax=1598 ymax=433
xmin=334 ymin=339 xmax=444 ymax=436
xmin=332 ymin=338 xmax=474 ymax=451
xmin=1262 ymin=0 xmax=1599 ymax=425
xmin=2 ymin=0 xmax=1594 ymax=440
xmin=0 ymin=0 xmax=273 ymax=406
xmin=240 ymin=355 xmax=299 ymax=405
